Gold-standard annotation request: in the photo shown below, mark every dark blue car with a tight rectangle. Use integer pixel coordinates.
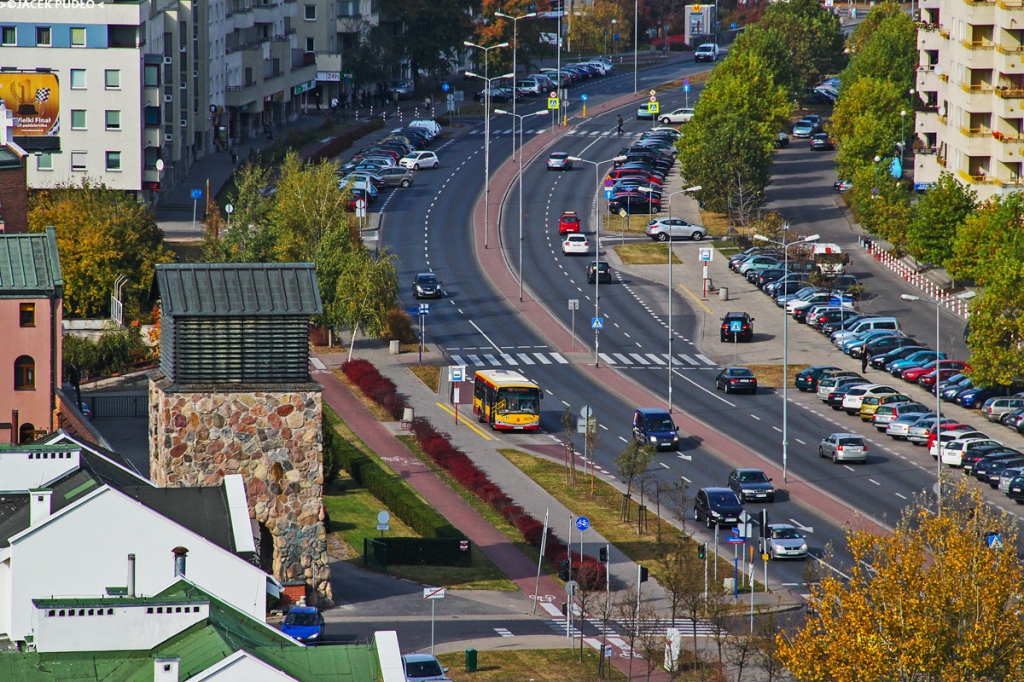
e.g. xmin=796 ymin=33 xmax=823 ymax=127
xmin=281 ymin=606 xmax=325 ymax=644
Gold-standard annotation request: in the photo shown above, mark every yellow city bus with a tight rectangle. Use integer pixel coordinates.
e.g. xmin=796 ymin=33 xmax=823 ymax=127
xmin=473 ymin=369 xmax=542 ymax=431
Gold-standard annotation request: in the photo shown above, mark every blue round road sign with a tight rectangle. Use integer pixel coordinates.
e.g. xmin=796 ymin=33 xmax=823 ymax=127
xmin=442 ymin=83 xmax=450 ymax=92
xmin=575 ymin=516 xmax=591 ymax=531
xmin=613 ymin=33 xmax=620 ymax=41
xmin=581 ymin=93 xmax=588 ymax=101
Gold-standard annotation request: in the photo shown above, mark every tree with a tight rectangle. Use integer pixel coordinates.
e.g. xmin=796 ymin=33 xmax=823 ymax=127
xmin=615 ymin=584 xmax=643 ymax=681
xmin=677 ymin=49 xmax=790 ymax=216
xmin=658 ymin=541 xmax=706 ymax=671
xmin=906 ymin=172 xmax=976 ymax=267
xmin=729 ymin=23 xmax=800 ymax=97
xmin=269 ymin=152 xmax=356 ymax=263
xmin=615 ymin=441 xmax=655 ymax=522
xmin=778 ymin=481 xmax=1024 ymax=681
xmin=376 ymin=0 xmax=475 ymax=88
xmin=831 ymin=78 xmax=906 ymax=180
xmin=842 ymin=10 xmax=917 ymax=95
xmin=474 ymin=0 xmax=550 ymax=76
xmin=28 ymin=180 xmax=174 ymax=318
xmin=845 ymin=0 xmax=908 ymax=56
xmin=331 ymin=246 xmax=400 ymax=361
xmin=962 ymin=277 xmax=1024 ymax=388
xmin=204 ymin=162 xmax=276 ymax=263
xmin=756 ymin=0 xmax=846 ymax=95
xmin=563 ymin=0 xmax=633 ymax=58
xmin=948 ymin=193 xmax=1024 ymax=284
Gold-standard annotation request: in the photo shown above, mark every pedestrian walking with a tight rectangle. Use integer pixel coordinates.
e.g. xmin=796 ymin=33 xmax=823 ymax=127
xmin=862 ymin=351 xmax=870 ymax=373
xmin=230 ymin=148 xmax=238 ymax=165
xmin=616 ymin=114 xmax=624 ymax=136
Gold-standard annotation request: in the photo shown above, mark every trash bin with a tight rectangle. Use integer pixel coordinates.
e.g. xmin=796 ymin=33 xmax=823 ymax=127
xmin=465 ymin=648 xmax=477 ymax=673
xmin=389 ymin=340 xmax=401 ymax=355
xmin=719 ymin=287 xmax=729 ymax=301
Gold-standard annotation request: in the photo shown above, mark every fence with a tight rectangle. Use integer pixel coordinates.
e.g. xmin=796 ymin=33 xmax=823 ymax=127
xmin=82 ymin=394 xmax=149 ymax=418
xmin=862 ymin=239 xmax=972 ymax=319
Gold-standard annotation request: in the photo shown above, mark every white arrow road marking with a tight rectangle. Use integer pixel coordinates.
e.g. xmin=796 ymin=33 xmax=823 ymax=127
xmin=789 ymin=519 xmax=814 ymax=534
xmin=677 ymin=453 xmax=692 ymax=461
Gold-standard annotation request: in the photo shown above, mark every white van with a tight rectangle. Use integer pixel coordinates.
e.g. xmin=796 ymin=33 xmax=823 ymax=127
xmin=812 ymin=243 xmax=850 ymax=275
xmin=408 ymin=120 xmax=441 ymax=139
xmin=831 ymin=317 xmax=900 ymax=346
xmin=516 ymin=78 xmax=545 ymax=96
xmin=694 ymin=44 xmax=720 ymax=62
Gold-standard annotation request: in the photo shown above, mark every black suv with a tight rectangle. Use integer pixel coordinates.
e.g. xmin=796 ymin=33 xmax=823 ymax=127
xmin=720 ymin=312 xmax=754 ymax=342
xmin=587 ymin=261 xmax=612 ymax=284
xmin=694 ymin=487 xmax=743 ymax=528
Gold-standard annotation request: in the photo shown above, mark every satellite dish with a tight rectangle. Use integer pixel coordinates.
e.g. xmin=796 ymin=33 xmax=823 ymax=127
xmin=938 ymin=104 xmax=947 ymax=117
xmin=934 ymin=64 xmax=944 ymax=76
xmin=155 ymin=159 xmax=165 ymax=171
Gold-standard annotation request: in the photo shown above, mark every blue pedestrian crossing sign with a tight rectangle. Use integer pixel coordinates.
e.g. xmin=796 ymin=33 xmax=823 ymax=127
xmin=548 ymin=97 xmax=560 ymax=110
xmin=729 ymin=320 xmax=744 ymax=333
xmin=592 ymin=317 xmax=604 ymax=329
xmin=191 ymin=189 xmax=203 ymax=200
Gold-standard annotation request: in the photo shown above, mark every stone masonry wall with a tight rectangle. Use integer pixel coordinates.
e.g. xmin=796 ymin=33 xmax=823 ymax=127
xmin=148 ymin=373 xmax=332 ymax=605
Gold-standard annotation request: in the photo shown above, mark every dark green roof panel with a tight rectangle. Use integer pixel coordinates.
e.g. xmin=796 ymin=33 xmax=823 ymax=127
xmin=0 ymin=226 xmax=63 ymax=296
xmin=155 ymin=263 xmax=322 ymax=317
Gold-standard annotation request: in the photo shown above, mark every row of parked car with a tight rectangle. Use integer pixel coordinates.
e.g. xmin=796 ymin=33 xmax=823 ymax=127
xmin=475 ymin=58 xmax=614 ymax=104
xmin=606 ymin=127 xmax=681 ymax=214
xmin=336 ymin=121 xmax=442 ymax=211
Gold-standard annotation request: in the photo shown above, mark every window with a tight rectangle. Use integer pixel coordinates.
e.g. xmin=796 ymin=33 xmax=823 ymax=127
xmin=105 ymin=151 xmax=121 ymax=171
xmin=71 ymin=152 xmax=87 ymax=171
xmin=144 ymin=64 xmax=159 ymax=87
xmin=305 ymin=37 xmax=314 ymax=53
xmin=337 ymin=1 xmax=356 ymax=16
xmin=70 ymin=110 xmax=86 ymax=130
xmin=105 ymin=110 xmax=120 ymax=130
xmin=20 ymin=303 xmax=35 ymax=327
xmin=14 ymin=356 xmax=35 ymax=390
xmin=70 ymin=27 xmax=86 ymax=46
xmin=70 ymin=69 xmax=86 ymax=89
xmin=1 ymin=26 xmax=15 ymax=45
xmin=36 ymin=153 xmax=52 ymax=170
xmin=36 ymin=26 xmax=50 ymax=46
xmin=105 ymin=69 xmax=120 ymax=89
xmin=144 ymin=147 xmax=160 ymax=169
xmin=304 ymin=4 xmax=316 ymax=19
xmin=144 ymin=106 xmax=160 ymax=127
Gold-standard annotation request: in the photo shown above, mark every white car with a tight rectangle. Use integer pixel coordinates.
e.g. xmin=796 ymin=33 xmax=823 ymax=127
xmin=562 ymin=233 xmax=590 ymax=256
xmin=841 ymin=384 xmax=900 ymax=415
xmin=759 ymin=523 xmax=808 ymax=560
xmin=400 ymin=151 xmax=439 ymax=170
xmin=930 ymin=431 xmax=989 ymax=459
xmin=940 ymin=438 xmax=1001 ymax=467
xmin=659 ymin=107 xmax=694 ymax=125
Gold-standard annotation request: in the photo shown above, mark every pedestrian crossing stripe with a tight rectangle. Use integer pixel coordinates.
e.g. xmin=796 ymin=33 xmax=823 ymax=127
xmin=448 ymin=351 xmax=717 ymax=369
xmin=494 ymin=627 xmax=514 ymax=637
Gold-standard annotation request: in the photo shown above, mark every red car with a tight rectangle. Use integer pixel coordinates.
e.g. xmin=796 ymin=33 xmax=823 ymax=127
xmin=605 ymin=168 xmax=663 ymax=186
xmin=559 ymin=211 xmax=581 ymax=234
xmin=926 ymin=423 xmax=977 ymax=449
xmin=917 ymin=367 xmax=963 ymax=389
xmin=901 ymin=360 xmax=971 ymax=383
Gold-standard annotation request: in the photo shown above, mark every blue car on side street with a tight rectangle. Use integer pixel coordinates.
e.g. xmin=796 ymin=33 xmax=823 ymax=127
xmin=281 ymin=606 xmax=325 ymax=644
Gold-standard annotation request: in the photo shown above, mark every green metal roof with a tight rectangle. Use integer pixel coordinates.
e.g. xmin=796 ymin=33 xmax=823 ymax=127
xmin=0 ymin=580 xmax=382 ymax=682
xmin=0 ymin=226 xmax=63 ymax=297
xmin=33 ymin=595 xmax=205 ymax=608
xmin=154 ymin=263 xmax=323 ymax=317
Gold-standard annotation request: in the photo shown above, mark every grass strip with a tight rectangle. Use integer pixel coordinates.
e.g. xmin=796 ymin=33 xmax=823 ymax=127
xmin=614 ymin=242 xmax=684 ymax=265
xmin=397 ymin=435 xmax=560 ymax=582
xmin=438 ymin=649 xmax=629 ymax=682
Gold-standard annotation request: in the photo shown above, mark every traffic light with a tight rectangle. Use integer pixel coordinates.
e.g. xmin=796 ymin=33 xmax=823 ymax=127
xmin=599 ymin=546 xmax=608 ymax=563
xmin=639 ymin=566 xmax=649 ymax=583
xmin=558 ymin=560 xmax=570 ymax=581
xmin=697 ymin=543 xmax=706 ymax=560
xmin=760 ymin=509 xmax=769 ymax=533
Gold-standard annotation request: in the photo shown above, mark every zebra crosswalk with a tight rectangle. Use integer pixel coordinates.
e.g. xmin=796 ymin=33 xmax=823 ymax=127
xmin=446 ymin=348 xmax=718 ymax=370
xmin=468 ymin=128 xmax=641 ymax=138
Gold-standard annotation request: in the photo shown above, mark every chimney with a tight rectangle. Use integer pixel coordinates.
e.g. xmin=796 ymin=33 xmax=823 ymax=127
xmin=172 ymin=546 xmax=188 ymax=577
xmin=153 ymin=656 xmax=179 ymax=682
xmin=127 ymin=554 xmax=136 ymax=598
xmin=29 ymin=489 xmax=52 ymax=527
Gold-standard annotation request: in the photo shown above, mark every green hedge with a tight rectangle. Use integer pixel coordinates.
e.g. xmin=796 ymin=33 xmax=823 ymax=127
xmin=323 ymin=406 xmax=463 ymax=539
xmin=374 ymin=537 xmax=472 ymax=567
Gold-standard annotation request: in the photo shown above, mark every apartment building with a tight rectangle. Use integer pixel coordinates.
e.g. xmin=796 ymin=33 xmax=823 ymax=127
xmin=915 ymin=0 xmax=1024 ymax=199
xmin=0 ymin=0 xmax=315 ymax=202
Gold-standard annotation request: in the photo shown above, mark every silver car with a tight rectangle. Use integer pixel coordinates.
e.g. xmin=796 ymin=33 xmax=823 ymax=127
xmin=547 ymin=152 xmax=574 ymax=170
xmin=377 ymin=166 xmax=415 ymax=188
xmin=645 ymin=217 xmax=706 ymax=242
xmin=819 ymin=433 xmax=868 ymax=463
xmin=816 ymin=376 xmax=866 ymax=401
xmin=906 ymin=417 xmax=958 ymax=445
xmin=759 ymin=523 xmax=808 ymax=560
xmin=886 ymin=412 xmax=935 ymax=439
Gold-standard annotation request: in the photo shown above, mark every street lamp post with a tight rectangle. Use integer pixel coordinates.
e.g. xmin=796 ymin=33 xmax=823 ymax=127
xmin=653 ymin=186 xmax=702 ymax=412
xmin=494 ymin=11 xmax=536 ymax=161
xmin=901 ymin=291 xmax=975 ymax=512
xmin=496 ymin=109 xmax=546 ymax=302
xmin=753 ymin=229 xmax=820 ymax=482
xmin=568 ymin=154 xmax=628 ymax=366
xmin=873 ymin=154 xmax=882 ymax=198
xmin=900 ymin=110 xmax=907 ymax=163
xmin=463 ymin=40 xmax=509 ymax=250
xmin=634 ymin=0 xmax=639 ymax=94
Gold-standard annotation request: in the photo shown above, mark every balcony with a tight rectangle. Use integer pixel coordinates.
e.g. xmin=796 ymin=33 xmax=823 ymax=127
xmin=919 ymin=28 xmax=944 ymax=51
xmin=939 ymin=26 xmax=951 ymax=38
xmin=253 ymin=2 xmax=280 ymax=22
xmin=961 ymin=126 xmax=991 ymax=136
xmin=998 ymin=0 xmax=1024 ymax=7
xmin=937 ymin=155 xmax=948 ymax=166
xmin=225 ymin=82 xmax=261 ymax=108
xmin=962 ymin=0 xmax=996 ymax=21
xmin=958 ymin=168 xmax=997 ymax=183
xmin=995 ymin=86 xmax=1024 ymax=97
xmin=995 ymin=48 xmax=1024 ymax=74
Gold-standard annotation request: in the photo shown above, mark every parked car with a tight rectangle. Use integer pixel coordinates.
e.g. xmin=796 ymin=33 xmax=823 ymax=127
xmin=871 ymin=345 xmax=929 ymax=370
xmin=376 ymin=167 xmax=415 ymax=188
xmin=792 ymin=118 xmax=819 ymax=138
xmin=941 ymin=438 xmax=1002 ymax=468
xmin=608 ymin=189 xmax=661 ymax=213
xmin=720 ymin=312 xmax=754 ymax=342
xmin=810 ymin=133 xmax=834 ymax=150
xmin=694 ymin=487 xmax=743 ymax=527
xmin=886 ymin=412 xmax=935 ymax=440
xmin=873 ymin=402 xmax=931 ymax=430
xmin=660 ymin=107 xmax=695 ymax=124
xmin=906 ymin=417 xmax=960 ymax=446
xmin=281 ymin=606 xmax=325 ymax=644
xmin=760 ymin=523 xmax=808 ymax=560
xmin=819 ymin=433 xmax=868 ymax=463
xmin=774 ymin=132 xmax=790 ymax=148
xmin=902 ymin=360 xmax=971 ymax=384
xmin=715 ymin=366 xmax=758 ymax=394
xmin=842 ymin=384 xmax=901 ymax=415
xmin=400 ymin=151 xmax=439 ymax=170
xmin=794 ymin=366 xmax=844 ymax=392
xmin=859 ymin=394 xmax=912 ymax=422
xmin=728 ymin=468 xmax=775 ymax=502
xmin=817 ymin=376 xmax=866 ymax=402
xmin=403 ymin=653 xmax=451 ymax=682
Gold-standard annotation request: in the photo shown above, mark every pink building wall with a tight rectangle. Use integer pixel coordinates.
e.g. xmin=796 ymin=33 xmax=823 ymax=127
xmin=0 ymin=297 xmax=62 ymax=443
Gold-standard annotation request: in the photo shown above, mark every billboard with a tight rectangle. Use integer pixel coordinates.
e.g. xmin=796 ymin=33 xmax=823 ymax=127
xmin=0 ymin=72 xmax=60 ymax=151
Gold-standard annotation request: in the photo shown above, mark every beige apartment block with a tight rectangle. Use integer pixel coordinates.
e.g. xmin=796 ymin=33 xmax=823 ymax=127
xmin=916 ymin=0 xmax=1024 ymax=198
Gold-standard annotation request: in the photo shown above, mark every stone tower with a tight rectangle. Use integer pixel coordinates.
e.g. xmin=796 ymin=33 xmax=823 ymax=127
xmin=148 ymin=263 xmax=331 ymax=605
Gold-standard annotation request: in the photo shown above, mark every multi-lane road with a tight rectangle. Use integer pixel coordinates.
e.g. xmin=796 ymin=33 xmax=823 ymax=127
xmin=369 ymin=57 xmax=1010 ymax=599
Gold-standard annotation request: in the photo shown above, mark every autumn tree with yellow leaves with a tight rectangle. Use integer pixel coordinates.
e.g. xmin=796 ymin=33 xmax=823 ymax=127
xmin=779 ymin=481 xmax=1024 ymax=682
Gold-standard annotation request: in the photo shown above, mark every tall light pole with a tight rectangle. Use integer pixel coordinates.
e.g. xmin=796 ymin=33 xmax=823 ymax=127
xmin=496 ymin=108 xmax=546 ymax=302
xmin=661 ymin=186 xmax=702 ymax=412
xmin=494 ymin=11 xmax=536 ymax=160
xmin=753 ymin=229 xmax=820 ymax=482
xmin=902 ymin=291 xmax=975 ymax=512
xmin=463 ymin=40 xmax=509 ymax=250
xmin=900 ymin=110 xmax=907 ymax=164
xmin=568 ymin=154 xmax=627 ymax=366
xmin=634 ymin=0 xmax=639 ymax=94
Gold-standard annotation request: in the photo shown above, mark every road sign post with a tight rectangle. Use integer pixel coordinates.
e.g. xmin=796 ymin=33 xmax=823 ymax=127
xmin=449 ymin=365 xmax=466 ymax=424
xmin=569 ymin=299 xmax=579 ymax=350
xmin=424 ymin=586 xmax=446 ymax=653
xmin=730 ymin=319 xmax=743 ymax=363
xmin=575 ymin=515 xmax=590 ymax=559
xmin=190 ymin=189 xmax=203 ymax=234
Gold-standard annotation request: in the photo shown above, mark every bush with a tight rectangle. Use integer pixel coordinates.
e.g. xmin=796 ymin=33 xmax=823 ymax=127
xmin=383 ymin=309 xmax=419 ymax=344
xmin=63 ymin=324 xmax=154 ymax=379
xmin=342 ymin=359 xmax=407 ymax=419
xmin=323 ymin=406 xmax=462 ymax=539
